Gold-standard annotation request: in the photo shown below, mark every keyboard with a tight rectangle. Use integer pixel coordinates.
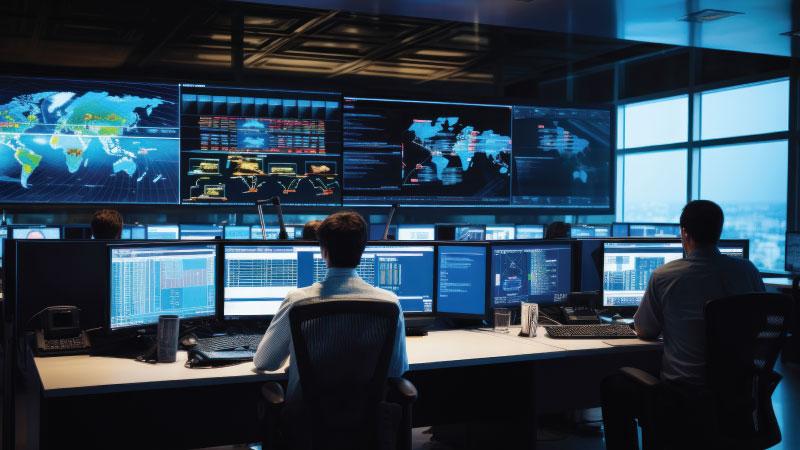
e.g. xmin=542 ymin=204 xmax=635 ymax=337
xmin=36 ymin=331 xmax=91 ymax=356
xmin=194 ymin=334 xmax=263 ymax=352
xmin=544 ymin=324 xmax=638 ymax=339
xmin=200 ymin=350 xmax=257 ymax=361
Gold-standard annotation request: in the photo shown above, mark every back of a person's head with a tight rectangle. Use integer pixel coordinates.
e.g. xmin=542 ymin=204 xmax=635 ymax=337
xmin=545 ymin=221 xmax=570 ymax=239
xmin=302 ymin=219 xmax=322 ymax=240
xmin=91 ymin=209 xmax=123 ymax=239
xmin=679 ymin=200 xmax=724 ymax=246
xmin=318 ymin=211 xmax=367 ymax=268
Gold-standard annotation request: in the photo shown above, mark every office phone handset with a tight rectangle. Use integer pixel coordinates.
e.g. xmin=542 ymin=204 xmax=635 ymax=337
xmin=34 ymin=306 xmax=91 ymax=356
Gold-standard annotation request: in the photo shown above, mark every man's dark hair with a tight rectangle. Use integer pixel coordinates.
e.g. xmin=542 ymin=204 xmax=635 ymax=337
xmin=91 ymin=209 xmax=123 ymax=239
xmin=679 ymin=200 xmax=724 ymax=246
xmin=317 ymin=211 xmax=367 ymax=268
xmin=302 ymin=220 xmax=322 ymax=240
xmin=545 ymin=221 xmax=571 ymax=239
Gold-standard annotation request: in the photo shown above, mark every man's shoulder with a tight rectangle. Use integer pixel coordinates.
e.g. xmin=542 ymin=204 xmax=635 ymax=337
xmin=353 ymin=281 xmax=399 ymax=303
xmin=719 ymin=253 xmax=761 ymax=276
xmin=285 ymin=283 xmax=322 ymax=303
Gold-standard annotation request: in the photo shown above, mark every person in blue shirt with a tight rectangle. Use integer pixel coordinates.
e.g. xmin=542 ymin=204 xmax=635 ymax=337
xmin=254 ymin=210 xmax=409 ymax=403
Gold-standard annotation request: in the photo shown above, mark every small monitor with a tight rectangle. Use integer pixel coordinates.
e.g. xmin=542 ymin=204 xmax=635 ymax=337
xmin=437 ymin=244 xmax=488 ymax=317
xmin=485 ymin=225 xmax=515 ymax=241
xmin=570 ymin=224 xmax=611 ymax=238
xmin=628 ymin=223 xmax=681 ymax=238
xmin=109 ymin=244 xmax=217 ymax=331
xmin=12 ymin=227 xmax=61 ymax=240
xmin=397 ymin=225 xmax=435 ymax=241
xmin=611 ymin=223 xmax=629 ymax=237
xmin=354 ymin=245 xmax=434 ymax=313
xmin=719 ymin=239 xmax=748 ymax=260
xmin=455 ymin=225 xmax=486 ymax=241
xmin=515 ymin=225 xmax=545 ymax=240
xmin=122 ymin=225 xmax=147 ymax=240
xmin=179 ymin=224 xmax=223 ymax=240
xmin=224 ymin=225 xmax=251 ymax=240
xmin=146 ymin=225 xmax=179 ymax=240
xmin=251 ymin=225 xmax=296 ymax=240
xmin=602 ymin=241 xmax=683 ymax=307
xmin=786 ymin=233 xmax=800 ymax=273
xmin=490 ymin=242 xmax=573 ymax=307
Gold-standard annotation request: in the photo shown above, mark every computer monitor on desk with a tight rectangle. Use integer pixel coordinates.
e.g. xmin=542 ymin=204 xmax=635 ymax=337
xmin=455 ymin=225 xmax=486 ymax=241
xmin=515 ymin=225 xmax=544 ymax=240
xmin=489 ymin=241 xmax=573 ymax=307
xmin=251 ymin=225 xmax=296 ymax=240
xmin=122 ymin=225 xmax=147 ymax=240
xmin=223 ymin=243 xmax=435 ymax=319
xmin=109 ymin=244 xmax=217 ymax=331
xmin=787 ymin=233 xmax=800 ymax=273
xmin=601 ymin=241 xmax=683 ymax=308
xmin=397 ymin=225 xmax=435 ymax=241
xmin=146 ymin=225 xmax=179 ymax=240
xmin=224 ymin=225 xmax=251 ymax=240
xmin=12 ymin=226 xmax=61 ymax=239
xmin=570 ymin=224 xmax=611 ymax=238
xmin=628 ymin=223 xmax=681 ymax=238
xmin=179 ymin=224 xmax=223 ymax=240
xmin=485 ymin=225 xmax=515 ymax=241
xmin=437 ymin=243 xmax=488 ymax=318
xmin=719 ymin=239 xmax=749 ymax=260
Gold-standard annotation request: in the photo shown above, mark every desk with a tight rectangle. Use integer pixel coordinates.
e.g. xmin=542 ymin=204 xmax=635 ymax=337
xmin=25 ymin=328 xmax=662 ymax=449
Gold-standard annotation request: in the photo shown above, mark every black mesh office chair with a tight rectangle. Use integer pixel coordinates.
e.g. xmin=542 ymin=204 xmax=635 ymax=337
xmin=258 ymin=300 xmax=417 ymax=450
xmin=619 ymin=293 xmax=793 ymax=450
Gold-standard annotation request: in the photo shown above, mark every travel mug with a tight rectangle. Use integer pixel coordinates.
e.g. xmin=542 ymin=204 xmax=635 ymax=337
xmin=156 ymin=315 xmax=180 ymax=363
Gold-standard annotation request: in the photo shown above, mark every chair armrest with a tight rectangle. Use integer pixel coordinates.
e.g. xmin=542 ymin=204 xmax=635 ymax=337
xmin=619 ymin=367 xmax=660 ymax=387
xmin=260 ymin=381 xmax=286 ymax=406
xmin=387 ymin=377 xmax=418 ymax=404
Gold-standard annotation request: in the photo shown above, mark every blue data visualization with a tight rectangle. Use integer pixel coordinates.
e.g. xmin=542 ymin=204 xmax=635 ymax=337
xmin=109 ymin=245 xmax=217 ymax=330
xmin=437 ymin=245 xmax=487 ymax=316
xmin=490 ymin=243 xmax=572 ymax=306
xmin=0 ymin=76 xmax=179 ymax=204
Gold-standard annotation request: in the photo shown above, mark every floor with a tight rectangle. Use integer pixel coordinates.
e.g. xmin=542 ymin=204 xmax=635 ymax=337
xmin=210 ymin=360 xmax=800 ymax=450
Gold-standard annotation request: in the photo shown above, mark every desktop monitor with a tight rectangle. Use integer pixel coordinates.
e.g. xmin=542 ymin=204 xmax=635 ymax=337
xmin=223 ymin=243 xmax=435 ymax=318
xmin=251 ymin=225 xmax=296 ymax=240
xmin=109 ymin=244 xmax=217 ymax=331
xmin=515 ymin=225 xmax=545 ymax=240
xmin=570 ymin=224 xmax=611 ymax=238
xmin=437 ymin=244 xmax=488 ymax=318
xmin=397 ymin=225 xmax=435 ymax=241
xmin=786 ymin=233 xmax=800 ymax=273
xmin=224 ymin=225 xmax=251 ymax=240
xmin=122 ymin=225 xmax=147 ymax=240
xmin=485 ymin=225 xmax=515 ymax=241
xmin=12 ymin=227 xmax=61 ymax=239
xmin=179 ymin=224 xmax=223 ymax=240
xmin=455 ymin=225 xmax=486 ymax=241
xmin=602 ymin=241 xmax=684 ymax=307
xmin=489 ymin=241 xmax=573 ymax=307
xmin=628 ymin=223 xmax=681 ymax=238
xmin=719 ymin=239 xmax=749 ymax=260
xmin=146 ymin=225 xmax=179 ymax=240
xmin=611 ymin=223 xmax=629 ymax=237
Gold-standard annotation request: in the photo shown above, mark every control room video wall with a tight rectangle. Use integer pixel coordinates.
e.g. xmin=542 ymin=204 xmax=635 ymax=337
xmin=0 ymin=75 xmax=613 ymax=211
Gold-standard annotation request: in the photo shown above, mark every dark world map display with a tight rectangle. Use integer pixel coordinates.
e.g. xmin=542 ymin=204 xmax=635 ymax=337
xmin=343 ymin=98 xmax=512 ymax=206
xmin=0 ymin=77 xmax=179 ymax=204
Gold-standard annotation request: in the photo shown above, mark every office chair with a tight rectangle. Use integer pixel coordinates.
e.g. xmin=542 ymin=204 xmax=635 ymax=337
xmin=619 ymin=293 xmax=793 ymax=450
xmin=258 ymin=300 xmax=417 ymax=450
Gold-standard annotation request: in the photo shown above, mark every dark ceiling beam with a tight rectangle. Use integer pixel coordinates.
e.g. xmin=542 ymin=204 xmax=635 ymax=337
xmin=326 ymin=21 xmax=464 ymax=78
xmin=244 ymin=10 xmax=340 ymax=67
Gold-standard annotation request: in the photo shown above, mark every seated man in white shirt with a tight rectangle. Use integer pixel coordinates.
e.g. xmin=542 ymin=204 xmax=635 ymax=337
xmin=253 ymin=210 xmax=409 ymax=404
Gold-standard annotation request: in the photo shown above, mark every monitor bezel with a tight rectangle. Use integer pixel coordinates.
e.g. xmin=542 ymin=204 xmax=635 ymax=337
xmin=9 ymin=225 xmax=62 ymax=240
xmin=487 ymin=239 xmax=577 ymax=310
xmin=106 ymin=241 xmax=220 ymax=333
xmin=786 ymin=232 xmax=800 ymax=274
xmin=434 ymin=241 xmax=490 ymax=320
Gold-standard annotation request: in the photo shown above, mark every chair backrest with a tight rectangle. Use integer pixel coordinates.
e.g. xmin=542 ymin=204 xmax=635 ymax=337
xmin=704 ymin=293 xmax=793 ymax=446
xmin=289 ymin=299 xmax=400 ymax=450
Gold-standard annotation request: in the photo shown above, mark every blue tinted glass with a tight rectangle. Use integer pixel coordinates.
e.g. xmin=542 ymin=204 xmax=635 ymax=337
xmin=621 ymin=96 xmax=688 ymax=148
xmin=699 ymin=141 xmax=788 ymax=271
xmin=622 ymin=150 xmax=687 ymax=223
xmin=700 ymin=79 xmax=789 ymax=140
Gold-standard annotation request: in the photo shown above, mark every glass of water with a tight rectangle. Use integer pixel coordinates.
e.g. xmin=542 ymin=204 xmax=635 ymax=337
xmin=494 ymin=308 xmax=511 ymax=333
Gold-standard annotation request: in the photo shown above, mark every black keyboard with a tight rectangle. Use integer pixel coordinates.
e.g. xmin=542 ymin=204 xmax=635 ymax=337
xmin=544 ymin=324 xmax=638 ymax=339
xmin=194 ymin=334 xmax=263 ymax=352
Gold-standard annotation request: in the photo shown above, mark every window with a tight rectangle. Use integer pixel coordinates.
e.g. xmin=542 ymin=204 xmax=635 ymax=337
xmin=698 ymin=141 xmax=788 ymax=272
xmin=621 ymin=150 xmax=688 ymax=223
xmin=618 ymin=95 xmax=689 ymax=149
xmin=699 ymin=79 xmax=790 ymax=140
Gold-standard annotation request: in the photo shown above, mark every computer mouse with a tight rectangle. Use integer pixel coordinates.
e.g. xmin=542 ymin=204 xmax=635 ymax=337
xmin=180 ymin=333 xmax=198 ymax=348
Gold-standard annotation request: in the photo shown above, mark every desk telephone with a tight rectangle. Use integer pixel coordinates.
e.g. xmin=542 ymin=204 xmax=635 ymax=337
xmin=35 ymin=306 xmax=91 ymax=356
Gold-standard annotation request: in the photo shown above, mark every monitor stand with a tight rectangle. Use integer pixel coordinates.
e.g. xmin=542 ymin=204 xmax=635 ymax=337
xmin=405 ymin=316 xmax=434 ymax=336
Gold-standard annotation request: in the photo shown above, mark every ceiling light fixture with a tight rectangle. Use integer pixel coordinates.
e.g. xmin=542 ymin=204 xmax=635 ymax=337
xmin=681 ymin=9 xmax=743 ymax=23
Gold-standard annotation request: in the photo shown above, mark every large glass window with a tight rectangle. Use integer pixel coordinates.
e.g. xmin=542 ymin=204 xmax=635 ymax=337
xmin=699 ymin=79 xmax=790 ymax=141
xmin=619 ymin=95 xmax=689 ymax=148
xmin=698 ymin=141 xmax=788 ymax=271
xmin=621 ymin=150 xmax=688 ymax=223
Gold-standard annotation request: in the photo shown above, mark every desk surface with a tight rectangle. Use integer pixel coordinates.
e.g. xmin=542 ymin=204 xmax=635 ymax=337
xmin=35 ymin=327 xmax=661 ymax=398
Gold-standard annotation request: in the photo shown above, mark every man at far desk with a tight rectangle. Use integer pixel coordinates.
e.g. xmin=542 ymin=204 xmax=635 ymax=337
xmin=601 ymin=200 xmax=765 ymax=450
xmin=253 ymin=211 xmax=409 ymax=400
